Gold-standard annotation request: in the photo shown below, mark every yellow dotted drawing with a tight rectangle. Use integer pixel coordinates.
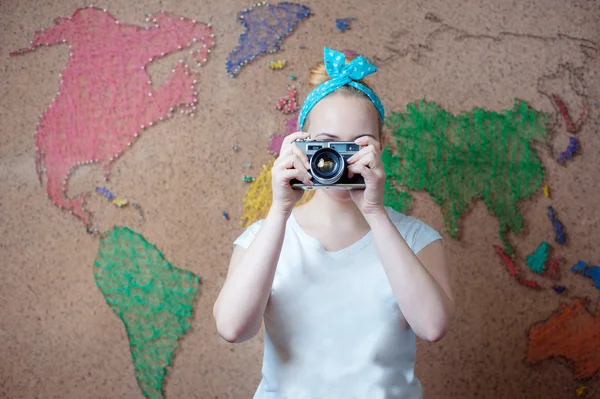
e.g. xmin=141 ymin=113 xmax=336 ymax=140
xmin=269 ymin=59 xmax=286 ymax=70
xmin=241 ymin=159 xmax=314 ymax=227
xmin=112 ymin=197 xmax=129 ymax=207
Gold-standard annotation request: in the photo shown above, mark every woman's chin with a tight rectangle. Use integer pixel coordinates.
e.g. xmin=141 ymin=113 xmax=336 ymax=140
xmin=324 ymin=189 xmax=353 ymax=201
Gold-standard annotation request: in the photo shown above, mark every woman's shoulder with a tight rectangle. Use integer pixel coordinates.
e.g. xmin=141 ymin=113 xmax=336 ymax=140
xmin=233 ymin=219 xmax=265 ymax=248
xmin=384 ymin=206 xmax=443 ymax=253
xmin=384 ymin=206 xmax=423 ymax=226
xmin=245 ymin=218 xmax=266 ymax=232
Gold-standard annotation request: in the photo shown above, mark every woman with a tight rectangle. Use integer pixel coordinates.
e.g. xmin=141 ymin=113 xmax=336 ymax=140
xmin=214 ymin=47 xmax=454 ymax=399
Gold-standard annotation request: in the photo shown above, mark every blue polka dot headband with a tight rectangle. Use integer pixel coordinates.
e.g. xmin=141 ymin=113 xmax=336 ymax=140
xmin=298 ymin=46 xmax=385 ymax=131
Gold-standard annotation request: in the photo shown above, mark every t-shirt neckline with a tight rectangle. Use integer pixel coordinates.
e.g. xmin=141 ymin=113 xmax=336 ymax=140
xmin=289 ymin=211 xmax=374 ymax=258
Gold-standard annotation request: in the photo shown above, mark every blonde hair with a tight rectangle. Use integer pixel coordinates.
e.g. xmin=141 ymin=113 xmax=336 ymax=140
xmin=304 ymin=59 xmax=383 ymax=135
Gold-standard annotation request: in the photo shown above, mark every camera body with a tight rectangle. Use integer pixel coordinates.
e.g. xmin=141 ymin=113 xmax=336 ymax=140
xmin=291 ymin=139 xmax=365 ymax=190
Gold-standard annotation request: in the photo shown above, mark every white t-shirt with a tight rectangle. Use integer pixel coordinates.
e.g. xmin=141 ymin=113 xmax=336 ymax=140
xmin=233 ymin=206 xmax=442 ymax=399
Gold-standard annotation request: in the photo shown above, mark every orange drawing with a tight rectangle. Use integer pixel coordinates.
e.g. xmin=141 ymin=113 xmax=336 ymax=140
xmin=526 ymin=298 xmax=600 ymax=379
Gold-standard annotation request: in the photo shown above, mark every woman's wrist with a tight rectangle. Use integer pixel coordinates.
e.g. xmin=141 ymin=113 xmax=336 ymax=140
xmin=363 ymin=206 xmax=389 ymax=227
xmin=268 ymin=203 xmax=293 ymax=222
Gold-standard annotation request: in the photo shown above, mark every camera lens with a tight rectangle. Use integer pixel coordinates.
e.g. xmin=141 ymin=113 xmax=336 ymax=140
xmin=310 ymin=148 xmax=344 ymax=185
xmin=317 ymin=156 xmax=335 ymax=173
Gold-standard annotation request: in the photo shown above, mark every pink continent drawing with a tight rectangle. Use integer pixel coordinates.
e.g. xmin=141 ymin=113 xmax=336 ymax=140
xmin=268 ymin=114 xmax=298 ymax=156
xmin=11 ymin=6 xmax=215 ymax=230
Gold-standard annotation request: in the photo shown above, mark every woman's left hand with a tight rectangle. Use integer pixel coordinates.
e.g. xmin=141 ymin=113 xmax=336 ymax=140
xmin=347 ymin=136 xmax=386 ymax=217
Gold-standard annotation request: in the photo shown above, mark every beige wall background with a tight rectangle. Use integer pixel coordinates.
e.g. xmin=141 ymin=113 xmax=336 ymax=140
xmin=1 ymin=0 xmax=599 ymax=398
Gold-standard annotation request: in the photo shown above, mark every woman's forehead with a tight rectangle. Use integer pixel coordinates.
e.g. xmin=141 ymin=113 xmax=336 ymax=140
xmin=306 ymin=94 xmax=380 ymax=137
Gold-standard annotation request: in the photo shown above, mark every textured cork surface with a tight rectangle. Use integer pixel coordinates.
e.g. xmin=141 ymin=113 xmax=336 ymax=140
xmin=1 ymin=0 xmax=599 ymax=398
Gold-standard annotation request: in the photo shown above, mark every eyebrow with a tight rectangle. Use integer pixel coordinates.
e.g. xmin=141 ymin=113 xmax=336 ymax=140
xmin=314 ymin=132 xmax=376 ymax=140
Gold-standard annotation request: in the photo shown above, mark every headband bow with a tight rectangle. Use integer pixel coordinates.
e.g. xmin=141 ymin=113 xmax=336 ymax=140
xmin=298 ymin=46 xmax=385 ymax=130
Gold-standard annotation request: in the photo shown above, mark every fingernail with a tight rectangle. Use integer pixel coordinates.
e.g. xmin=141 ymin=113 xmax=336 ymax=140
xmin=305 ymin=162 xmax=310 ymax=169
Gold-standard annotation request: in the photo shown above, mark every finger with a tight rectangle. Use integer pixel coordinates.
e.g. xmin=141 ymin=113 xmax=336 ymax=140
xmin=348 ymin=163 xmax=375 ymax=179
xmin=290 ymin=144 xmax=310 ymax=169
xmin=274 ymin=145 xmax=294 ymax=166
xmin=278 ymin=169 xmax=313 ymax=186
xmin=276 ymin=154 xmax=307 ymax=171
xmin=277 ymin=132 xmax=310 ymax=165
xmin=354 ymin=152 xmax=376 ymax=169
xmin=274 ymin=145 xmax=305 ymax=168
xmin=355 ymin=136 xmax=383 ymax=153
xmin=348 ymin=150 xmax=379 ymax=171
xmin=282 ymin=131 xmax=310 ymax=149
xmin=348 ymin=161 xmax=385 ymax=176
xmin=354 ymin=136 xmax=380 ymax=148
xmin=350 ymin=163 xmax=385 ymax=182
xmin=347 ymin=144 xmax=377 ymax=164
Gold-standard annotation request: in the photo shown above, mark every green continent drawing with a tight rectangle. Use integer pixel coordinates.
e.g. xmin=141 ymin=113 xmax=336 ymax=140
xmin=383 ymin=99 xmax=549 ymax=254
xmin=94 ymin=226 xmax=200 ymax=399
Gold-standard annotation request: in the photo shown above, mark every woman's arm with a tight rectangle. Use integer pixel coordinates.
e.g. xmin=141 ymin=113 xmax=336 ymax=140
xmin=366 ymin=210 xmax=454 ymax=342
xmin=213 ymin=208 xmax=288 ymax=343
xmin=347 ymin=136 xmax=454 ymax=342
xmin=213 ymin=131 xmax=312 ymax=343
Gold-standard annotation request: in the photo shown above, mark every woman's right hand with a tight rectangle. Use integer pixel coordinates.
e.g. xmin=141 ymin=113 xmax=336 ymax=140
xmin=271 ymin=132 xmax=313 ymax=215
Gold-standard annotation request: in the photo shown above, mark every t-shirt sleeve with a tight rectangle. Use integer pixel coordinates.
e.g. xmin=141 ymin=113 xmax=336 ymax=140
xmin=386 ymin=207 xmax=443 ymax=254
xmin=233 ymin=219 xmax=264 ymax=249
xmin=408 ymin=219 xmax=443 ymax=254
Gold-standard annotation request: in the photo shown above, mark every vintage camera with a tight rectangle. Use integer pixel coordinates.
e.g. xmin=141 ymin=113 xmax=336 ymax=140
xmin=290 ymin=139 xmax=365 ymax=189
